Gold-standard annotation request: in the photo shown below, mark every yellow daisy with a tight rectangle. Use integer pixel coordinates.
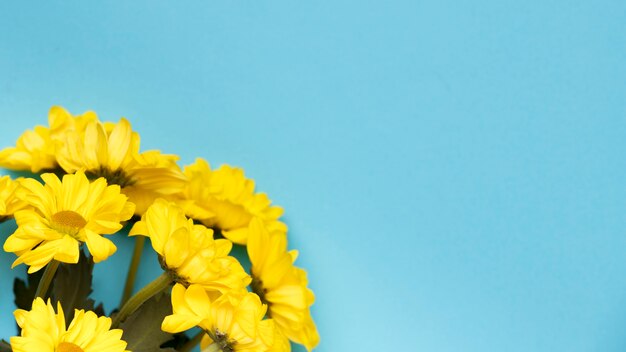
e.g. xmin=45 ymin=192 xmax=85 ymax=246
xmin=0 ymin=106 xmax=97 ymax=172
xmin=180 ymin=158 xmax=286 ymax=245
xmin=129 ymin=199 xmax=250 ymax=293
xmin=3 ymin=171 xmax=135 ymax=273
xmin=162 ymin=283 xmax=286 ymax=352
xmin=248 ymin=218 xmax=320 ymax=351
xmin=57 ymin=118 xmax=187 ymax=215
xmin=0 ymin=175 xmax=28 ymax=221
xmin=11 ymin=298 xmax=129 ymax=352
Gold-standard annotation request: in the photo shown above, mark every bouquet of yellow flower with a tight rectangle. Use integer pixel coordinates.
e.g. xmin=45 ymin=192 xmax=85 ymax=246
xmin=0 ymin=107 xmax=319 ymax=352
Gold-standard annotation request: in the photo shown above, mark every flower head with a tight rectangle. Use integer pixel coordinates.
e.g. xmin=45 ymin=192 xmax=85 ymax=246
xmin=11 ymin=298 xmax=129 ymax=352
xmin=248 ymin=218 xmax=320 ymax=351
xmin=180 ymin=158 xmax=286 ymax=245
xmin=0 ymin=106 xmax=97 ymax=172
xmin=57 ymin=118 xmax=187 ymax=215
xmin=3 ymin=171 xmax=135 ymax=273
xmin=0 ymin=175 xmax=28 ymax=221
xmin=163 ymin=283 xmax=286 ymax=352
xmin=129 ymin=199 xmax=250 ymax=293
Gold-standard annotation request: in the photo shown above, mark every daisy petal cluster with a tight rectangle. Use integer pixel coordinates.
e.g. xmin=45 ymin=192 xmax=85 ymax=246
xmin=57 ymin=117 xmax=187 ymax=215
xmin=248 ymin=218 xmax=320 ymax=350
xmin=0 ymin=106 xmax=97 ymax=172
xmin=0 ymin=106 xmax=320 ymax=351
xmin=3 ymin=171 xmax=134 ymax=273
xmin=162 ymin=283 xmax=286 ymax=352
xmin=11 ymin=298 xmax=129 ymax=352
xmin=180 ymin=158 xmax=286 ymax=245
xmin=129 ymin=198 xmax=251 ymax=293
xmin=0 ymin=175 xmax=28 ymax=221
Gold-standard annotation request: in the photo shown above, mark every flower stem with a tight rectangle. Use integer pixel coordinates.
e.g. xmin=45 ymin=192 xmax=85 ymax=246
xmin=112 ymin=272 xmax=171 ymax=328
xmin=202 ymin=343 xmax=221 ymax=352
xmin=120 ymin=236 xmax=145 ymax=306
xmin=35 ymin=260 xmax=60 ymax=299
xmin=179 ymin=331 xmax=205 ymax=352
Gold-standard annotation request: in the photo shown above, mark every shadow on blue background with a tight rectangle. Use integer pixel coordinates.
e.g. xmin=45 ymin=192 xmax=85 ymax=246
xmin=1 ymin=1 xmax=626 ymax=351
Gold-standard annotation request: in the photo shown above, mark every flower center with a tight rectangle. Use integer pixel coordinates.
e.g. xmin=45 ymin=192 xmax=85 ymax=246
xmin=51 ymin=210 xmax=87 ymax=237
xmin=250 ymin=276 xmax=271 ymax=317
xmin=158 ymin=255 xmax=190 ymax=286
xmin=86 ymin=167 xmax=134 ymax=187
xmin=206 ymin=329 xmax=236 ymax=352
xmin=57 ymin=342 xmax=85 ymax=352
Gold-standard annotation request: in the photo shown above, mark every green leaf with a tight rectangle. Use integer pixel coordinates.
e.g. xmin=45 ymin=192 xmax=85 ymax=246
xmin=0 ymin=340 xmax=11 ymax=352
xmin=50 ymin=248 xmax=102 ymax=322
xmin=160 ymin=332 xmax=190 ymax=350
xmin=120 ymin=292 xmax=177 ymax=352
xmin=92 ymin=302 xmax=106 ymax=317
xmin=13 ymin=268 xmax=44 ymax=311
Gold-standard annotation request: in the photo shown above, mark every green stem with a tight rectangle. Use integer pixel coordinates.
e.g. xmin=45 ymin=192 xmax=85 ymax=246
xmin=201 ymin=343 xmax=221 ymax=352
xmin=120 ymin=236 xmax=145 ymax=306
xmin=179 ymin=331 xmax=205 ymax=352
xmin=35 ymin=260 xmax=60 ymax=299
xmin=112 ymin=272 xmax=171 ymax=328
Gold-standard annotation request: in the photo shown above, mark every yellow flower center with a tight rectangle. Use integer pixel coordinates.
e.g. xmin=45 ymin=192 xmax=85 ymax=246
xmin=51 ymin=210 xmax=87 ymax=237
xmin=57 ymin=342 xmax=85 ymax=352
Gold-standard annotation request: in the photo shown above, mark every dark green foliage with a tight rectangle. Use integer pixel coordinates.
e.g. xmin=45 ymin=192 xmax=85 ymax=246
xmin=13 ymin=269 xmax=43 ymax=311
xmin=120 ymin=292 xmax=177 ymax=352
xmin=13 ymin=247 xmax=105 ymax=334
xmin=160 ymin=333 xmax=191 ymax=350
xmin=50 ymin=249 xmax=102 ymax=322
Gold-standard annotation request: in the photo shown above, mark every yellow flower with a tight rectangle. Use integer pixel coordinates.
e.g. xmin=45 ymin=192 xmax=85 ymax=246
xmin=57 ymin=118 xmax=187 ymax=215
xmin=180 ymin=158 xmax=286 ymax=245
xmin=3 ymin=171 xmax=135 ymax=273
xmin=162 ymin=283 xmax=286 ymax=352
xmin=248 ymin=218 xmax=320 ymax=351
xmin=11 ymin=298 xmax=129 ymax=352
xmin=0 ymin=175 xmax=28 ymax=220
xmin=129 ymin=199 xmax=250 ymax=293
xmin=0 ymin=106 xmax=97 ymax=172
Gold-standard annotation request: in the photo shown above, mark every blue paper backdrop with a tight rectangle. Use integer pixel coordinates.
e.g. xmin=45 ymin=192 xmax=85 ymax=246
xmin=1 ymin=1 xmax=626 ymax=351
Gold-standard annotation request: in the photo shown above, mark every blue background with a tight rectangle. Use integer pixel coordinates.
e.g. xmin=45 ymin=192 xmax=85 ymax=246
xmin=1 ymin=1 xmax=626 ymax=351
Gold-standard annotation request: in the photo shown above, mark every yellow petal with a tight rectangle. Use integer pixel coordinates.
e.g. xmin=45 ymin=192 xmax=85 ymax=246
xmin=84 ymin=229 xmax=117 ymax=262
